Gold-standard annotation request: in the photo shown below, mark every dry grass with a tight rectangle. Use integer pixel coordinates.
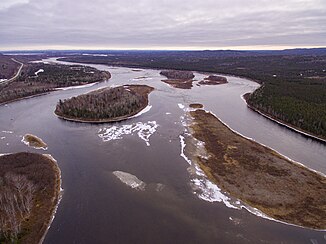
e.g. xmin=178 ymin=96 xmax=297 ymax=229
xmin=188 ymin=108 xmax=326 ymax=229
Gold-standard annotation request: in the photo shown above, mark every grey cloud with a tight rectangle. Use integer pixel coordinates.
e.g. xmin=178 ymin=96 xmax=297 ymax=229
xmin=0 ymin=0 xmax=325 ymax=50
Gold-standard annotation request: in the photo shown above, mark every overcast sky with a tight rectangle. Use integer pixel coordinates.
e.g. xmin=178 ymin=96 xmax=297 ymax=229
xmin=0 ymin=0 xmax=325 ymax=50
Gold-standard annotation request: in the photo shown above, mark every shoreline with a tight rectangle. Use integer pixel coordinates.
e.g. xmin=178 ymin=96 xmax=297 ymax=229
xmin=55 ymin=102 xmax=152 ymax=124
xmin=0 ymin=152 xmax=62 ymax=243
xmin=54 ymin=85 xmax=153 ymax=124
xmin=242 ymin=93 xmax=326 ymax=143
xmin=186 ymin=108 xmax=326 ymax=229
xmin=39 ymin=154 xmax=63 ymax=244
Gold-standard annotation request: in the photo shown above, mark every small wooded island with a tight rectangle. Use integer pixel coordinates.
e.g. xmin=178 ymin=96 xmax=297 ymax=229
xmin=199 ymin=75 xmax=228 ymax=85
xmin=0 ymin=152 xmax=61 ymax=243
xmin=186 ymin=106 xmax=326 ymax=230
xmin=55 ymin=85 xmax=154 ymax=123
xmin=160 ymin=70 xmax=195 ymax=89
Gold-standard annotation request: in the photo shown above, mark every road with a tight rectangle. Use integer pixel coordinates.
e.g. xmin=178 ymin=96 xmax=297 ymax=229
xmin=0 ymin=58 xmax=24 ymax=84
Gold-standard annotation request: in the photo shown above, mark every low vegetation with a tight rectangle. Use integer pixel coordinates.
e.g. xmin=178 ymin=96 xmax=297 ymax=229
xmin=55 ymin=85 xmax=154 ymax=122
xmin=187 ymin=108 xmax=326 ymax=229
xmin=0 ymin=152 xmax=61 ymax=243
xmin=22 ymin=134 xmax=47 ymax=149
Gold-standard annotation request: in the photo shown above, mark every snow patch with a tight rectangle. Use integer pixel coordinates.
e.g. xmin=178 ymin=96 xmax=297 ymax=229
xmin=34 ymin=69 xmax=44 ymax=76
xmin=56 ymin=82 xmax=98 ymax=91
xmin=98 ymin=121 xmax=158 ymax=146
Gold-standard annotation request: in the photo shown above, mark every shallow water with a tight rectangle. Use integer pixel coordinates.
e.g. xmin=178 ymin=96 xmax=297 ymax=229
xmin=0 ymin=59 xmax=325 ymax=243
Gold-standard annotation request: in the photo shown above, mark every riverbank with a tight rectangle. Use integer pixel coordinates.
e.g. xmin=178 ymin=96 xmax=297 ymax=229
xmin=243 ymin=93 xmax=326 ymax=143
xmin=55 ymin=85 xmax=154 ymax=123
xmin=186 ymin=108 xmax=326 ymax=230
xmin=0 ymin=152 xmax=62 ymax=243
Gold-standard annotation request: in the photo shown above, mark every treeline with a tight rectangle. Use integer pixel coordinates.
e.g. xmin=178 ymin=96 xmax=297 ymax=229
xmin=0 ymin=62 xmax=111 ymax=105
xmin=0 ymin=55 xmax=19 ymax=79
xmin=160 ymin=70 xmax=194 ymax=79
xmin=55 ymin=86 xmax=147 ymax=120
xmin=60 ymin=53 xmax=326 ymax=139
xmin=20 ymin=63 xmax=111 ymax=87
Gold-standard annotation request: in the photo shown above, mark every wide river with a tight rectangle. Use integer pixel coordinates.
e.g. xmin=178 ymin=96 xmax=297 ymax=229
xmin=0 ymin=59 xmax=325 ymax=243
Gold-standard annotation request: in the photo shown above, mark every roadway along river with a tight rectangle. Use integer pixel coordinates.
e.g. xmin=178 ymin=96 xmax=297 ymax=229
xmin=0 ymin=59 xmax=325 ymax=243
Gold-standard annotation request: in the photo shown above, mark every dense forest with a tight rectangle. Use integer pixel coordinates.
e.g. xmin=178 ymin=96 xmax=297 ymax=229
xmin=160 ymin=70 xmax=194 ymax=80
xmin=0 ymin=54 xmax=20 ymax=79
xmin=0 ymin=61 xmax=111 ymax=104
xmin=59 ymin=51 xmax=326 ymax=139
xmin=55 ymin=85 xmax=153 ymax=121
xmin=0 ymin=152 xmax=60 ymax=243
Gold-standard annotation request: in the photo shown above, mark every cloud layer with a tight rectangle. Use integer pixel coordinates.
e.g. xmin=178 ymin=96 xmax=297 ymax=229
xmin=0 ymin=0 xmax=325 ymax=50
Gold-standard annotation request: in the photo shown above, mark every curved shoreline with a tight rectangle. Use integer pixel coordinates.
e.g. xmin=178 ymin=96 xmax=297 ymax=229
xmin=242 ymin=93 xmax=326 ymax=143
xmin=55 ymin=85 xmax=153 ymax=124
xmin=39 ymin=154 xmax=63 ymax=244
xmin=186 ymin=108 xmax=326 ymax=229
xmin=55 ymin=102 xmax=152 ymax=124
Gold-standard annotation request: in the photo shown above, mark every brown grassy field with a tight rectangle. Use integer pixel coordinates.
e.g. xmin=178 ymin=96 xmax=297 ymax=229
xmin=187 ymin=108 xmax=326 ymax=229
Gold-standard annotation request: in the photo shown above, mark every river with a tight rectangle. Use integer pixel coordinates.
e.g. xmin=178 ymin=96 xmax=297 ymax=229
xmin=0 ymin=59 xmax=325 ymax=243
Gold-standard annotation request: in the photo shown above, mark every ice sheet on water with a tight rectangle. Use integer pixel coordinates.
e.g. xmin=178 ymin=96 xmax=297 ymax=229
xmin=98 ymin=121 xmax=158 ymax=146
xmin=113 ymin=171 xmax=146 ymax=191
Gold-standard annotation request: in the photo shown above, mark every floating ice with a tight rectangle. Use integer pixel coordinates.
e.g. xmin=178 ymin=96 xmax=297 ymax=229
xmin=178 ymin=103 xmax=185 ymax=109
xmin=113 ymin=171 xmax=146 ymax=191
xmin=98 ymin=121 xmax=158 ymax=146
xmin=2 ymin=131 xmax=13 ymax=134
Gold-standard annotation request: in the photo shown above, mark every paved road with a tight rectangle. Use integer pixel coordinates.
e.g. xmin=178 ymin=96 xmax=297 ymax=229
xmin=0 ymin=58 xmax=24 ymax=84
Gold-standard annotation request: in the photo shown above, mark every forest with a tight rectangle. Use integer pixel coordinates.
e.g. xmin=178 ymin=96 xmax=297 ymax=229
xmin=0 ymin=152 xmax=60 ymax=243
xmin=59 ymin=50 xmax=326 ymax=139
xmin=0 ymin=61 xmax=111 ymax=105
xmin=55 ymin=85 xmax=153 ymax=121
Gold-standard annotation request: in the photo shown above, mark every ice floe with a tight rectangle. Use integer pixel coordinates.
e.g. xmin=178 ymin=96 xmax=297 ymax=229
xmin=98 ymin=121 xmax=158 ymax=146
xmin=2 ymin=130 xmax=13 ymax=134
xmin=113 ymin=171 xmax=146 ymax=190
xmin=178 ymin=103 xmax=185 ymax=109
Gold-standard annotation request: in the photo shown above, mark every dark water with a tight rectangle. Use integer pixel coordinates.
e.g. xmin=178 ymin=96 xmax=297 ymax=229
xmin=0 ymin=60 xmax=325 ymax=244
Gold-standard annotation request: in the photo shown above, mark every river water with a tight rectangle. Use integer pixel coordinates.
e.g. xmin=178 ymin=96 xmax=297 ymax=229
xmin=0 ymin=59 xmax=325 ymax=243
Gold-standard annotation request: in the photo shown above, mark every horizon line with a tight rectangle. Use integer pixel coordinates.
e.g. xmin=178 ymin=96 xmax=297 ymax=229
xmin=1 ymin=45 xmax=326 ymax=53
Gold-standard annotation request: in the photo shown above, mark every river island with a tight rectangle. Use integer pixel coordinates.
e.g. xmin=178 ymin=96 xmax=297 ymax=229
xmin=199 ymin=75 xmax=228 ymax=85
xmin=185 ymin=107 xmax=326 ymax=229
xmin=55 ymin=85 xmax=154 ymax=123
xmin=0 ymin=152 xmax=61 ymax=243
xmin=160 ymin=70 xmax=195 ymax=89
xmin=22 ymin=134 xmax=47 ymax=150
